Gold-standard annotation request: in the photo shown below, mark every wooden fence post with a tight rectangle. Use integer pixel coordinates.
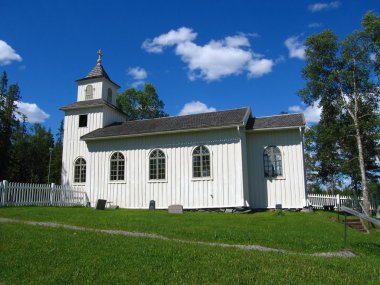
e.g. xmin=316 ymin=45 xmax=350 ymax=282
xmin=336 ymin=194 xmax=340 ymax=209
xmin=50 ymin=183 xmax=55 ymax=206
xmin=2 ymin=180 xmax=8 ymax=206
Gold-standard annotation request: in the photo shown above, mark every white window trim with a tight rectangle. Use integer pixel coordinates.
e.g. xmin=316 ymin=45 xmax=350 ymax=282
xmin=147 ymin=148 xmax=168 ymax=183
xmin=73 ymin=157 xmax=87 ymax=185
xmin=191 ymin=145 xmax=213 ymax=181
xmin=263 ymin=146 xmax=286 ymax=180
xmin=108 ymin=151 xmax=127 ymax=183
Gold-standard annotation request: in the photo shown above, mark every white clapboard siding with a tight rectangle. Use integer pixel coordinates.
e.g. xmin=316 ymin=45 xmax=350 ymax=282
xmin=77 ymin=79 xmax=119 ymax=105
xmin=0 ymin=181 xmax=88 ymax=207
xmin=246 ymin=128 xmax=306 ymax=209
xmin=78 ymin=127 xmax=245 ymax=209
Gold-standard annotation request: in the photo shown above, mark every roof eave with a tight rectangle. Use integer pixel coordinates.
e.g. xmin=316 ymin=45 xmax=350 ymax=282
xmin=81 ymin=123 xmax=244 ymax=142
xmin=247 ymin=125 xmax=306 ymax=132
xmin=75 ymin=76 xmax=121 ymax=88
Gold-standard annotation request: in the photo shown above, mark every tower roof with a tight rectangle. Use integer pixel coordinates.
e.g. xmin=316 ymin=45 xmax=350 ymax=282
xmin=75 ymin=50 xmax=120 ymax=88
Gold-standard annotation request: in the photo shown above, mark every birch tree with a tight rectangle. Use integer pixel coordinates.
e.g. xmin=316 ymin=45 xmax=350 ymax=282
xmin=299 ymin=13 xmax=379 ymax=214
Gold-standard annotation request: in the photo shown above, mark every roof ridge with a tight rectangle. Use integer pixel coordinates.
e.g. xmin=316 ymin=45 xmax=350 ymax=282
xmin=127 ymin=107 xmax=250 ymax=123
xmin=255 ymin=113 xmax=303 ymax=119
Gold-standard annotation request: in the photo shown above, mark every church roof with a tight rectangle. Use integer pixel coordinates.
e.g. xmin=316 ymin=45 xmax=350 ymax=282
xmin=81 ymin=107 xmax=251 ymax=140
xmin=60 ymin=99 xmax=126 ymax=115
xmin=75 ymin=64 xmax=120 ymax=88
xmin=75 ymin=50 xmax=121 ymax=88
xmin=80 ymin=108 xmax=305 ymax=141
xmin=85 ymin=64 xmax=111 ymax=81
xmin=246 ymin=113 xmax=305 ymax=130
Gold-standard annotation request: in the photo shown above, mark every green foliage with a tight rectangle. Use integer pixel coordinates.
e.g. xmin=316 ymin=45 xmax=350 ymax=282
xmin=0 ymin=209 xmax=379 ymax=284
xmin=0 ymin=71 xmax=21 ymax=180
xmin=116 ymin=83 xmax=168 ymax=120
xmin=0 ymin=71 xmax=63 ymax=183
xmin=300 ymin=12 xmax=380 ymax=199
xmin=8 ymin=124 xmax=54 ymax=183
xmin=362 ymin=11 xmax=380 ymax=80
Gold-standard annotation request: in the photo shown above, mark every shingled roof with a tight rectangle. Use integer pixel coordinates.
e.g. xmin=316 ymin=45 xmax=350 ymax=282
xmin=75 ymin=64 xmax=120 ymax=88
xmin=81 ymin=107 xmax=251 ymax=140
xmin=60 ymin=99 xmax=126 ymax=115
xmin=246 ymin=113 xmax=305 ymax=130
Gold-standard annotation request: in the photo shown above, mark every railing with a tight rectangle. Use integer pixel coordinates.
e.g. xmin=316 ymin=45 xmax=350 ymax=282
xmin=0 ymin=180 xmax=89 ymax=207
xmin=307 ymin=193 xmax=376 ymax=211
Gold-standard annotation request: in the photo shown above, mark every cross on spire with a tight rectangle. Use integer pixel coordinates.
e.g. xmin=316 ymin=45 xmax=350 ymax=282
xmin=97 ymin=49 xmax=103 ymax=65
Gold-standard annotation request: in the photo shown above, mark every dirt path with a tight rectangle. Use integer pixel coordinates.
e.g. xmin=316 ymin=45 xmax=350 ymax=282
xmin=0 ymin=217 xmax=356 ymax=257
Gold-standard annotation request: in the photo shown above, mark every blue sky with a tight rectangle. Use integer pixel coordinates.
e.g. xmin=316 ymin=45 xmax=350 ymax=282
xmin=0 ymin=0 xmax=378 ymax=133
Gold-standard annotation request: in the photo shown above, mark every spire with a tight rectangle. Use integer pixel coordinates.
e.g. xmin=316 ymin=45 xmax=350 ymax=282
xmin=97 ymin=49 xmax=103 ymax=65
xmin=75 ymin=50 xmax=120 ymax=88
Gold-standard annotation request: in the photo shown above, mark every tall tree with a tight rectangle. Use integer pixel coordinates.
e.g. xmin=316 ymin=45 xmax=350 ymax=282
xmin=300 ymin=12 xmax=380 ymax=214
xmin=27 ymin=124 xmax=54 ymax=183
xmin=116 ymin=83 xmax=168 ymax=120
xmin=0 ymin=71 xmax=21 ymax=180
xmin=50 ymin=120 xmax=64 ymax=184
xmin=8 ymin=115 xmax=29 ymax=182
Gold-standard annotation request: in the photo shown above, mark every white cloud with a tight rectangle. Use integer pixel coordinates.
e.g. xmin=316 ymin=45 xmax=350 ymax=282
xmin=247 ymin=58 xmax=274 ymax=78
xmin=308 ymin=1 xmax=340 ymax=13
xmin=127 ymin=67 xmax=147 ymax=88
xmin=288 ymin=105 xmax=302 ymax=112
xmin=142 ymin=27 xmax=274 ymax=81
xmin=142 ymin=27 xmax=197 ymax=53
xmin=0 ymin=40 xmax=22 ymax=66
xmin=308 ymin=22 xmax=322 ymax=28
xmin=178 ymin=101 xmax=216 ymax=116
xmin=128 ymin=67 xmax=147 ymax=80
xmin=284 ymin=36 xmax=305 ymax=60
xmin=370 ymin=53 xmax=376 ymax=61
xmin=15 ymin=101 xmax=50 ymax=123
xmin=288 ymin=102 xmax=321 ymax=124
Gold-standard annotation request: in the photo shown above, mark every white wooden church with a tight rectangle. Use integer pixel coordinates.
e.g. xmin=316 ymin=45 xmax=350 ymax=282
xmin=61 ymin=53 xmax=307 ymax=209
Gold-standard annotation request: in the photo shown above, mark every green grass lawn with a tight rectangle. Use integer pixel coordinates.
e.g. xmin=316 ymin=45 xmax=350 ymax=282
xmin=0 ymin=207 xmax=379 ymax=284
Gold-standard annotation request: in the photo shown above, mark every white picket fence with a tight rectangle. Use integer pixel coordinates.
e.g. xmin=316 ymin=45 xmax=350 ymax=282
xmin=0 ymin=180 xmax=89 ymax=207
xmin=307 ymin=193 xmax=376 ymax=210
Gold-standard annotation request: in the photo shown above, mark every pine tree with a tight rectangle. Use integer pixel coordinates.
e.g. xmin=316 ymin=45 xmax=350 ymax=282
xmin=0 ymin=71 xmax=21 ymax=180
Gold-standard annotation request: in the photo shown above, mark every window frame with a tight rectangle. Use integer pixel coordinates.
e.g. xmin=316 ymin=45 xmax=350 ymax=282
xmin=148 ymin=149 xmax=167 ymax=183
xmin=85 ymin=85 xmax=94 ymax=100
xmin=109 ymin=152 xmax=126 ymax=183
xmin=79 ymin=114 xmax=88 ymax=128
xmin=107 ymin=88 xmax=112 ymax=103
xmin=263 ymin=146 xmax=284 ymax=179
xmin=73 ymin=157 xmax=86 ymax=184
xmin=191 ymin=145 xmax=213 ymax=181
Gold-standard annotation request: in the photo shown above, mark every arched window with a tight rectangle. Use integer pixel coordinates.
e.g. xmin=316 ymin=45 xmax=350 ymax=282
xmin=149 ymin=149 xmax=166 ymax=180
xmin=193 ymin=146 xmax=211 ymax=178
xmin=263 ymin=146 xmax=282 ymax=178
xmin=85 ymin=85 xmax=93 ymax=100
xmin=107 ymin=88 xmax=112 ymax=103
xmin=110 ymin=152 xmax=125 ymax=181
xmin=74 ymin=158 xmax=86 ymax=183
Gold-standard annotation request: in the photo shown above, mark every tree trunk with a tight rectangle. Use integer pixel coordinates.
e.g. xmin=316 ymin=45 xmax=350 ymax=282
xmin=354 ymin=118 xmax=371 ymax=215
xmin=330 ymin=174 xmax=335 ymax=195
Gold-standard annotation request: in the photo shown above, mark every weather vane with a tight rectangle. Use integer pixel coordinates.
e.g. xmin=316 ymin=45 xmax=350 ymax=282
xmin=97 ymin=49 xmax=103 ymax=64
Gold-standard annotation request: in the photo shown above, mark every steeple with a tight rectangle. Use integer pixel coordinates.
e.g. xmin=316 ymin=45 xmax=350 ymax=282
xmin=75 ymin=50 xmax=120 ymax=103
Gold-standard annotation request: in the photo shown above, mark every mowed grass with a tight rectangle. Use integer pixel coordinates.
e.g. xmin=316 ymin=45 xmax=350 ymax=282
xmin=0 ymin=207 xmax=379 ymax=254
xmin=1 ymin=223 xmax=380 ymax=284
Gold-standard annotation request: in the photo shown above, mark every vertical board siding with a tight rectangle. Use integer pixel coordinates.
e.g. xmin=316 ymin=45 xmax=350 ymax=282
xmin=83 ymin=128 xmax=244 ymax=209
xmin=62 ymin=108 xmax=104 ymax=186
xmin=246 ymin=129 xmax=306 ymax=208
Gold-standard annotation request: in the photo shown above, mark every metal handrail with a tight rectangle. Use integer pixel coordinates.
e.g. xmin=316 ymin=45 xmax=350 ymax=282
xmin=340 ymin=206 xmax=380 ymax=226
